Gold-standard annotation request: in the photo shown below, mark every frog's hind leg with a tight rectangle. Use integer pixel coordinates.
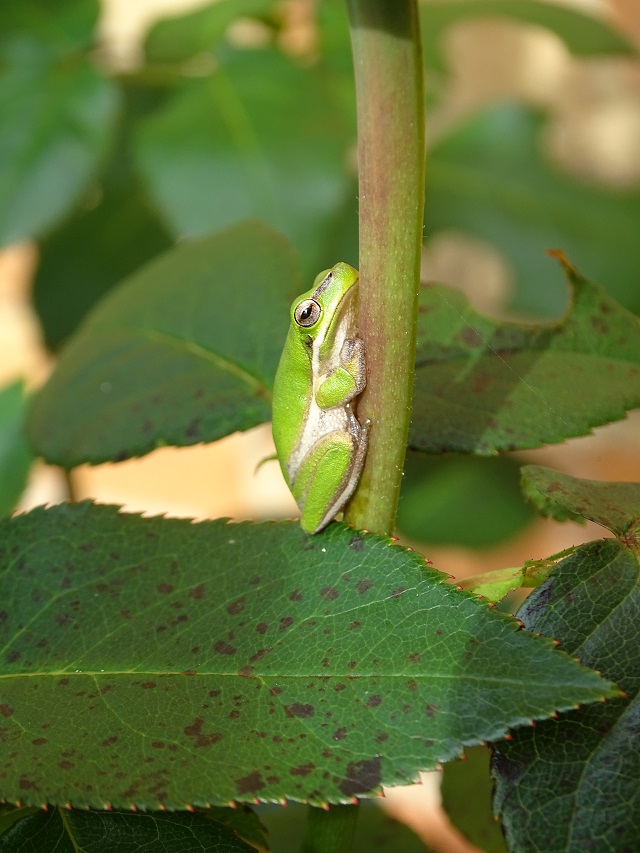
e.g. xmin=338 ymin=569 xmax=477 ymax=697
xmin=292 ymin=432 xmax=355 ymax=534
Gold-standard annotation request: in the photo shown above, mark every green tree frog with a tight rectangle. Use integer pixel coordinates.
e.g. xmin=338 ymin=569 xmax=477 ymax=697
xmin=272 ymin=262 xmax=369 ymax=533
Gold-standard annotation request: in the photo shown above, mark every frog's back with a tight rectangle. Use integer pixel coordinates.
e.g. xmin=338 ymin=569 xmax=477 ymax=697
xmin=271 ymin=331 xmax=312 ymax=485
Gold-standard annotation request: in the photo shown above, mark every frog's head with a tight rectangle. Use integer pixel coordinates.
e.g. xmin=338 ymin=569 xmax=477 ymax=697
xmin=289 ymin=262 xmax=359 ymax=352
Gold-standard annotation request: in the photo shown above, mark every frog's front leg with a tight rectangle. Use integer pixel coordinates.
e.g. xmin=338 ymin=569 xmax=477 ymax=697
xmin=292 ymin=412 xmax=369 ymax=534
xmin=315 ymin=338 xmax=366 ymax=409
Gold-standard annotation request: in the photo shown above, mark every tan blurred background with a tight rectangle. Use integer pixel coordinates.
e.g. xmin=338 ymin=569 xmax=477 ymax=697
xmin=1 ymin=1 xmax=640 ymax=849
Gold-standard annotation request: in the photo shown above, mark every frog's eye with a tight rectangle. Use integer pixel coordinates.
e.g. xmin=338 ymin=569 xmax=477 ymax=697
xmin=294 ymin=299 xmax=321 ymax=328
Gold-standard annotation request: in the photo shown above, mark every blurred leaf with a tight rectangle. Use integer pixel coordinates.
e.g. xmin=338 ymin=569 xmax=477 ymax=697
xmin=201 ymin=805 xmax=267 ymax=851
xmin=259 ymin=799 xmax=431 ymax=852
xmin=33 ymin=84 xmax=173 ymax=350
xmin=0 ymin=807 xmax=258 ymax=852
xmin=0 ymin=382 xmax=32 ymax=517
xmin=0 ymin=0 xmax=99 ymax=60
xmin=144 ymin=0 xmax=279 ymax=64
xmin=426 ymin=105 xmax=640 ymax=316
xmin=521 ymin=465 xmax=640 ymax=536
xmin=0 ymin=60 xmax=119 ymax=247
xmin=398 ymin=453 xmax=533 ymax=547
xmin=27 ymin=221 xmax=297 ymax=467
xmin=493 ymin=538 xmax=640 ymax=852
xmin=134 ymin=48 xmax=356 ymax=279
xmin=0 ymin=503 xmax=615 ymax=809
xmin=420 ymin=0 xmax=636 ymax=72
xmin=441 ymin=746 xmax=506 ymax=853
xmin=411 ymin=259 xmax=640 ymax=454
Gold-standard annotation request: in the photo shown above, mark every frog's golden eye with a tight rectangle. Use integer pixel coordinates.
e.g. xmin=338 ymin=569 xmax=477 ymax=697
xmin=294 ymin=299 xmax=321 ymax=328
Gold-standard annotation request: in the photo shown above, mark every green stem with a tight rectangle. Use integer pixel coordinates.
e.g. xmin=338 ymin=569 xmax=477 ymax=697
xmin=301 ymin=804 xmax=359 ymax=853
xmin=344 ymin=0 xmax=425 ymax=537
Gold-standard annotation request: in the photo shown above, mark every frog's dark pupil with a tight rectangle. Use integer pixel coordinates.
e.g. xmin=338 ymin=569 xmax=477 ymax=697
xmin=300 ymin=305 xmax=312 ymax=321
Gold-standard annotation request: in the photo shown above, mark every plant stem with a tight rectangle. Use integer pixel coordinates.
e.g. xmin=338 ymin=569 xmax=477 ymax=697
xmin=301 ymin=804 xmax=359 ymax=853
xmin=344 ymin=0 xmax=425 ymax=537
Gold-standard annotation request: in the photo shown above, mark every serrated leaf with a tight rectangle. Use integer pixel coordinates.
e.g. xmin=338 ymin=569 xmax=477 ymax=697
xmin=398 ymin=452 xmax=533 ymax=547
xmin=0 ymin=503 xmax=616 ymax=809
xmin=521 ymin=465 xmax=640 ymax=538
xmin=134 ymin=48 xmax=356 ymax=280
xmin=27 ymin=221 xmax=296 ymax=467
xmin=0 ymin=59 xmax=119 ymax=248
xmin=0 ymin=807 xmax=257 ymax=852
xmin=420 ymin=0 xmax=636 ymax=73
xmin=0 ymin=382 xmax=32 ymax=517
xmin=426 ymin=104 xmax=640 ymax=316
xmin=456 ymin=567 xmax=526 ymax=603
xmin=493 ymin=538 xmax=640 ymax=852
xmin=411 ymin=258 xmax=640 ymax=454
xmin=144 ymin=0 xmax=278 ymax=64
xmin=441 ymin=746 xmax=506 ymax=853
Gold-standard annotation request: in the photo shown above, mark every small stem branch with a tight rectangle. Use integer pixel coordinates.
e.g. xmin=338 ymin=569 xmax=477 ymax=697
xmin=345 ymin=0 xmax=425 ymax=536
xmin=301 ymin=804 xmax=359 ymax=853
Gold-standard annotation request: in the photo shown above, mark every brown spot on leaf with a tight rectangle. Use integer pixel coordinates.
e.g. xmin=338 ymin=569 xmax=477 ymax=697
xmin=356 ymin=579 xmax=373 ymax=595
xmin=289 ymin=589 xmax=303 ymax=602
xmin=214 ymin=640 xmax=236 ymax=655
xmin=375 ymin=732 xmax=389 ymax=743
xmin=157 ymin=583 xmax=173 ymax=594
xmin=285 ymin=703 xmax=315 ymax=718
xmin=184 ymin=717 xmax=223 ymax=748
xmin=235 ymin=770 xmax=265 ymax=795
xmin=425 ymin=704 xmax=438 ymax=718
xmin=365 ymin=695 xmax=382 ymax=708
xmin=408 ymin=652 xmax=421 ymax=664
xmin=333 ymin=727 xmax=347 ymax=740
xmin=349 ymin=621 xmax=361 ymax=631
xmin=227 ymin=597 xmax=246 ymax=616
xmin=140 ymin=682 xmax=156 ymax=689
xmin=0 ymin=705 xmax=14 ymax=718
xmin=320 ymin=586 xmax=339 ymax=601
xmin=101 ymin=736 xmax=118 ymax=747
xmin=249 ymin=648 xmax=272 ymax=663
xmin=256 ymin=622 xmax=269 ymax=635
xmin=189 ymin=584 xmax=206 ymax=600
xmin=338 ymin=756 xmax=382 ymax=797
xmin=279 ymin=616 xmax=294 ymax=631
xmin=6 ymin=650 xmax=21 ymax=663
xmin=291 ymin=762 xmax=316 ymax=777
xmin=32 ymin=737 xmax=47 ymax=746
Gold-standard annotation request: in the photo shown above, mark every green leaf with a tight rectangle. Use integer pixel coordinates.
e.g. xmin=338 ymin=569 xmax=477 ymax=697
xmin=398 ymin=452 xmax=534 ymax=547
xmin=144 ymin=0 xmax=279 ymax=64
xmin=493 ymin=538 xmax=640 ymax=852
xmin=32 ymin=84 xmax=174 ymax=351
xmin=411 ymin=259 xmax=640 ymax=454
xmin=426 ymin=105 xmax=640 ymax=316
xmin=0 ymin=382 xmax=32 ymax=517
xmin=0 ymin=60 xmax=119 ymax=247
xmin=0 ymin=0 xmax=99 ymax=60
xmin=521 ymin=465 xmax=640 ymax=537
xmin=259 ymin=800 xmax=431 ymax=852
xmin=0 ymin=807 xmax=258 ymax=852
xmin=27 ymin=221 xmax=296 ymax=467
xmin=441 ymin=746 xmax=506 ymax=853
xmin=0 ymin=503 xmax=616 ymax=809
xmin=134 ymin=48 xmax=356 ymax=280
xmin=456 ymin=567 xmax=526 ymax=603
xmin=420 ymin=0 xmax=636 ymax=73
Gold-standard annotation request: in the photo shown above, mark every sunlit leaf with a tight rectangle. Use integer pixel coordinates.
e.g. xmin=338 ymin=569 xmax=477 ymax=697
xmin=521 ymin=465 xmax=640 ymax=536
xmin=0 ymin=503 xmax=616 ymax=809
xmin=27 ymin=221 xmax=296 ymax=467
xmin=134 ymin=48 xmax=356 ymax=279
xmin=411 ymin=258 xmax=640 ymax=453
